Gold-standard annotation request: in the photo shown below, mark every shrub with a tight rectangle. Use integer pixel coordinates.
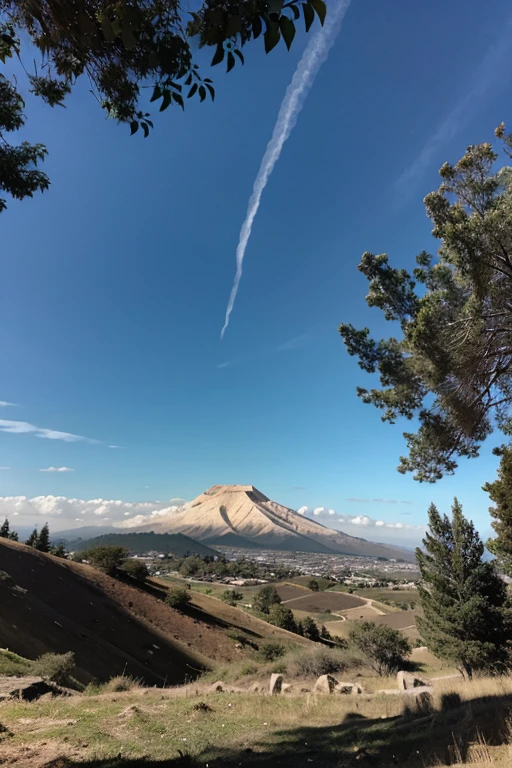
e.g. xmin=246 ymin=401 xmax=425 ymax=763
xmin=271 ymin=660 xmax=287 ymax=674
xmin=165 ymin=586 xmax=191 ymax=610
xmin=81 ymin=545 xmax=128 ymax=576
xmin=31 ymin=651 xmax=76 ymax=685
xmin=240 ymin=663 xmax=258 ymax=676
xmin=349 ymin=621 xmax=411 ymax=676
xmin=122 ymin=559 xmax=149 ymax=582
xmin=307 ymin=579 xmax=319 ymax=592
xmin=257 ymin=642 xmax=286 ymax=662
xmin=221 ymin=589 xmax=243 ymax=605
xmin=104 ymin=675 xmax=139 ymax=692
xmin=285 ymin=646 xmax=349 ymax=678
xmin=302 ymin=616 xmax=320 ymax=641
xmin=253 ymin=585 xmax=281 ymax=614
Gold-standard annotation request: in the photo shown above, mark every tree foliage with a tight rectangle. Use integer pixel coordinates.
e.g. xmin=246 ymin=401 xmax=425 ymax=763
xmin=301 ymin=615 xmax=320 ymax=641
xmin=0 ymin=1 xmax=325 ymax=212
xmin=36 ymin=522 xmax=51 ymax=553
xmin=121 ymin=558 xmax=149 ymax=582
xmin=0 ymin=518 xmax=18 ymax=540
xmin=268 ymin=603 xmax=297 ymax=632
xmin=340 ymin=130 xmax=512 ymax=481
xmin=165 ymin=586 xmax=190 ymax=610
xmin=416 ymin=499 xmax=511 ymax=679
xmin=253 ymin=584 xmax=281 ymax=614
xmin=81 ymin=545 xmax=128 ymax=576
xmin=349 ymin=621 xmax=411 ymax=676
xmin=485 ymin=445 xmax=512 ymax=577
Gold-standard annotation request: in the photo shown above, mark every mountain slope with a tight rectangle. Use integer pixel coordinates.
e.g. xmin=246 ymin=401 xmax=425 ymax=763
xmin=142 ymin=485 xmax=416 ymax=562
xmin=0 ymin=539 xmax=310 ymax=685
xmin=73 ymin=531 xmax=217 ymax=556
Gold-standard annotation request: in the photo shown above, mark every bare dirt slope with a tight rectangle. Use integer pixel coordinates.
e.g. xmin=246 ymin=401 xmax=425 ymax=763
xmin=0 ymin=540 xmax=309 ymax=686
xmin=143 ymin=484 xmax=416 ymax=561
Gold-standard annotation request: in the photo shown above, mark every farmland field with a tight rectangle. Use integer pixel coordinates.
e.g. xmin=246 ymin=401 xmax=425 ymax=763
xmin=371 ymin=610 xmax=417 ymax=629
xmin=287 ymin=575 xmax=336 ymax=590
xmin=347 ymin=588 xmax=418 ymax=602
xmin=284 ymin=591 xmax=365 ymax=612
xmin=275 ymin=583 xmax=311 ymax=601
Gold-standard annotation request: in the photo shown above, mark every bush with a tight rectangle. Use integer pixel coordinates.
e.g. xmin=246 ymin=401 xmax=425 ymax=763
xmin=81 ymin=545 xmax=128 ymax=576
xmin=240 ymin=663 xmax=258 ymax=676
xmin=122 ymin=559 xmax=149 ymax=582
xmin=349 ymin=621 xmax=411 ymax=676
xmin=307 ymin=579 xmax=319 ymax=592
xmin=257 ymin=642 xmax=286 ymax=662
xmin=165 ymin=586 xmax=191 ymax=610
xmin=285 ymin=646 xmax=349 ymax=679
xmin=302 ymin=616 xmax=320 ymax=641
xmin=31 ymin=651 xmax=76 ymax=685
xmin=104 ymin=675 xmax=139 ymax=692
xmin=221 ymin=589 xmax=243 ymax=605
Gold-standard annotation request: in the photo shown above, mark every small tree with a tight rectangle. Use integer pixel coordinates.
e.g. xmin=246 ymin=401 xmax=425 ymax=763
xmin=36 ymin=522 xmax=51 ymax=553
xmin=302 ymin=616 xmax=320 ymax=642
xmin=253 ymin=585 xmax=281 ymax=614
xmin=0 ymin=519 xmax=9 ymax=538
xmin=25 ymin=528 xmax=38 ymax=547
xmin=8 ymin=530 xmax=18 ymax=541
xmin=268 ymin=604 xmax=297 ymax=633
xmin=165 ymin=587 xmax=190 ymax=610
xmin=257 ymin=641 xmax=285 ymax=662
xmin=31 ymin=651 xmax=76 ymax=685
xmin=417 ymin=499 xmax=511 ymax=679
xmin=50 ymin=542 xmax=67 ymax=558
xmin=81 ymin=546 xmax=128 ymax=576
xmin=122 ymin=559 xmax=149 ymax=583
xmin=485 ymin=445 xmax=512 ymax=576
xmin=320 ymin=624 xmax=331 ymax=640
xmin=349 ymin=622 xmax=411 ymax=676
xmin=296 ymin=620 xmax=304 ymax=637
xmin=221 ymin=589 xmax=243 ymax=605
xmin=307 ymin=579 xmax=320 ymax=592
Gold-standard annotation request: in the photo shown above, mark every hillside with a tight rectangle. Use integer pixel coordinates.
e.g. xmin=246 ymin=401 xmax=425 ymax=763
xmin=0 ymin=539 xmax=310 ymax=686
xmin=141 ymin=484 xmax=416 ymax=561
xmin=73 ymin=531 xmax=217 ymax=556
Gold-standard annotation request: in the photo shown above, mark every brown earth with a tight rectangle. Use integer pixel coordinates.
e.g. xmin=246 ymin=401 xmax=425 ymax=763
xmin=0 ymin=539 xmax=310 ymax=687
xmin=274 ymin=583 xmax=311 ymax=601
xmin=284 ymin=591 xmax=366 ymax=613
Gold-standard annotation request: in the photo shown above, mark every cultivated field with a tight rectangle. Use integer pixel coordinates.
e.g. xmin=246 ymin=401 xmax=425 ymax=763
xmin=284 ymin=591 xmax=366 ymax=613
xmin=274 ymin=583 xmax=310 ymax=601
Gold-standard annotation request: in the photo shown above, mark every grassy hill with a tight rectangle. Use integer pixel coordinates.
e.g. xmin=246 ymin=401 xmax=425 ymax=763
xmin=0 ymin=539 xmax=310 ymax=687
xmin=73 ymin=530 xmax=217 ymax=556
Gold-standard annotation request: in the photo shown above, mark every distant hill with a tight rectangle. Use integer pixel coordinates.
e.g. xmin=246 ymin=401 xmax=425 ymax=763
xmin=0 ymin=538 xmax=311 ymax=686
xmin=73 ymin=531 xmax=217 ymax=556
xmin=138 ymin=484 xmax=417 ymax=562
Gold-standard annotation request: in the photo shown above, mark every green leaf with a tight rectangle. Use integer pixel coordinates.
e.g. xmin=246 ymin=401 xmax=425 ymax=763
xmin=279 ymin=16 xmax=296 ymax=50
xmin=145 ymin=119 xmax=154 ymax=128
xmin=130 ymin=120 xmax=139 ymax=135
xmin=121 ymin=26 xmax=137 ymax=50
xmin=234 ymin=49 xmax=244 ymax=65
xmin=264 ymin=21 xmax=281 ymax=53
xmin=159 ymin=89 xmax=171 ymax=111
xmin=225 ymin=15 xmax=241 ymax=37
xmin=100 ymin=16 xmax=114 ymax=42
xmin=290 ymin=4 xmax=301 ymax=20
xmin=302 ymin=3 xmax=315 ymax=32
xmin=226 ymin=51 xmax=235 ymax=72
xmin=199 ymin=85 xmax=207 ymax=102
xmin=252 ymin=15 xmax=262 ymax=39
xmin=211 ymin=44 xmax=224 ymax=67
xmin=205 ymin=83 xmax=215 ymax=101
xmin=309 ymin=0 xmax=327 ymax=24
xmin=150 ymin=85 xmax=161 ymax=103
xmin=168 ymin=81 xmax=182 ymax=92
xmin=204 ymin=78 xmax=213 ymax=83
xmin=141 ymin=122 xmax=149 ymax=138
xmin=184 ymin=73 xmax=193 ymax=86
xmin=188 ymin=83 xmax=198 ymax=98
xmin=172 ymin=92 xmax=184 ymax=110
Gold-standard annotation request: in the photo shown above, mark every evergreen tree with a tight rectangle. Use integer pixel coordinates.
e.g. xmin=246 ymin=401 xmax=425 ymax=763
xmin=0 ymin=518 xmax=9 ymax=538
xmin=50 ymin=542 xmax=67 ymax=558
xmin=268 ymin=604 xmax=297 ymax=633
xmin=302 ymin=616 xmax=320 ymax=641
xmin=253 ymin=585 xmax=281 ymax=614
xmin=320 ymin=624 xmax=331 ymax=640
xmin=416 ymin=499 xmax=511 ymax=679
xmin=8 ymin=530 xmax=18 ymax=541
xmin=25 ymin=528 xmax=38 ymax=547
xmin=36 ymin=522 xmax=51 ymax=553
xmin=296 ymin=620 xmax=304 ymax=637
xmin=484 ymin=445 xmax=512 ymax=577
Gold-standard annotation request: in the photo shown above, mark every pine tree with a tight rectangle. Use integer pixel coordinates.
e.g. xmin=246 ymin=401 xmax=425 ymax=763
xmin=25 ymin=528 xmax=38 ymax=547
xmin=8 ymin=530 xmax=18 ymax=541
xmin=0 ymin=518 xmax=9 ymax=538
xmin=302 ymin=616 xmax=320 ymax=642
xmin=417 ymin=499 xmax=511 ymax=679
xmin=296 ymin=620 xmax=304 ymax=637
xmin=36 ymin=523 xmax=51 ymax=553
xmin=484 ymin=445 xmax=512 ymax=577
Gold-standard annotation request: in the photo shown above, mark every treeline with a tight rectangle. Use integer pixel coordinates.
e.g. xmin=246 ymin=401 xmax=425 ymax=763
xmin=249 ymin=585 xmax=337 ymax=645
xmin=75 ymin=531 xmax=215 ymax=557
xmin=174 ymin=554 xmax=298 ymax=581
xmin=0 ymin=520 xmax=65 ymax=557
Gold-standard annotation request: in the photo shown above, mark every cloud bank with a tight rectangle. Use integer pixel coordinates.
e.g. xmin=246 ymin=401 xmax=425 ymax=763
xmin=0 ymin=419 xmax=101 ymax=444
xmin=40 ymin=467 xmax=75 ymax=473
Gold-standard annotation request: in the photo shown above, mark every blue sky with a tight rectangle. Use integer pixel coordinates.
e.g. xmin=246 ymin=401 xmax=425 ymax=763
xmin=1 ymin=0 xmax=512 ymax=544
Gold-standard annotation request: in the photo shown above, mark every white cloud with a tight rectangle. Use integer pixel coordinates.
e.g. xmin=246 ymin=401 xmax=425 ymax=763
xmin=0 ymin=419 xmax=102 ymax=444
xmin=0 ymin=401 xmax=16 ymax=407
xmin=0 ymin=496 xmax=188 ymax=527
xmin=328 ymin=509 xmax=336 ymax=515
xmin=276 ymin=334 xmax=312 ymax=352
xmin=312 ymin=507 xmax=325 ymax=516
xmin=0 ymin=466 xmax=9 ymax=470
xmin=297 ymin=506 xmax=308 ymax=515
xmin=351 ymin=515 xmax=372 ymax=526
xmin=40 ymin=467 xmax=75 ymax=473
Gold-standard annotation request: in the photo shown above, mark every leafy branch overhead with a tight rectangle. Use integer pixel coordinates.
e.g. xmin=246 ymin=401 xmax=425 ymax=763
xmin=0 ymin=1 xmax=325 ymax=212
xmin=340 ymin=129 xmax=512 ymax=481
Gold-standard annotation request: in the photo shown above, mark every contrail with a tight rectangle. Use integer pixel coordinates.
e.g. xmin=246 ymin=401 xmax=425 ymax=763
xmin=220 ymin=0 xmax=350 ymax=339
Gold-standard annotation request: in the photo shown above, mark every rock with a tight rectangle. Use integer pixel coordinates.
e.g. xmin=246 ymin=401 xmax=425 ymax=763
xmin=300 ymin=687 xmax=311 ymax=693
xmin=208 ymin=681 xmax=225 ymax=693
xmin=334 ymin=682 xmax=364 ymax=695
xmin=248 ymin=682 xmax=261 ymax=693
xmin=0 ymin=676 xmax=71 ymax=702
xmin=396 ymin=671 xmax=428 ymax=691
xmin=313 ymin=674 xmax=338 ymax=694
xmin=269 ymin=673 xmax=283 ymax=695
xmin=281 ymin=683 xmax=294 ymax=693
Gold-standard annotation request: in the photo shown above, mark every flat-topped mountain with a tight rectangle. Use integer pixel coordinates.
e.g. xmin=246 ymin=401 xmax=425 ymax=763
xmin=141 ymin=484 xmax=415 ymax=562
